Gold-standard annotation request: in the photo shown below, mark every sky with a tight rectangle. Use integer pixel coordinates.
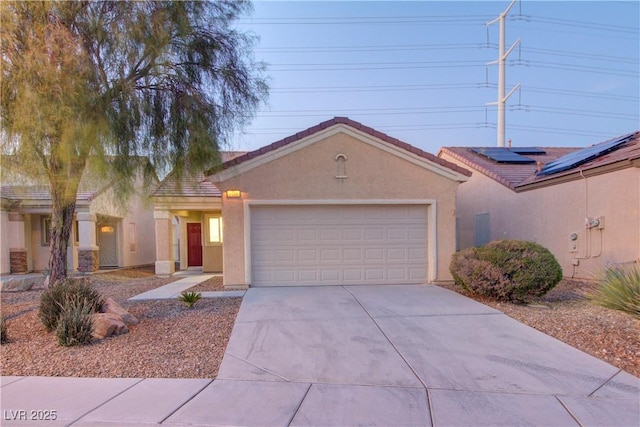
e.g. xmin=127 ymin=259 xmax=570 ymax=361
xmin=228 ymin=0 xmax=639 ymax=155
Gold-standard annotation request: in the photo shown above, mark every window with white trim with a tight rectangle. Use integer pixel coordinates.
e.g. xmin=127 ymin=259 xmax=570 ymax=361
xmin=206 ymin=216 xmax=223 ymax=244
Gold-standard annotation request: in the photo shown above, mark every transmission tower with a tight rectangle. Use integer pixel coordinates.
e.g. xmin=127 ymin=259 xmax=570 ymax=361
xmin=486 ymin=0 xmax=521 ymax=147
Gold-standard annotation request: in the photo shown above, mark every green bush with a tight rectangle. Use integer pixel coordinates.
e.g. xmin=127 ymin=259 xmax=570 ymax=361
xmin=39 ymin=278 xmax=104 ymax=332
xmin=450 ymin=240 xmax=563 ymax=303
xmin=56 ymin=298 xmax=94 ymax=346
xmin=178 ymin=291 xmax=202 ymax=308
xmin=586 ymin=265 xmax=640 ymax=319
xmin=1 ymin=316 xmax=8 ymax=344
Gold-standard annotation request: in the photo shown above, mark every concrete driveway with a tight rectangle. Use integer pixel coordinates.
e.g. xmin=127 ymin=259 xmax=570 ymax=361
xmin=2 ymin=284 xmax=638 ymax=426
xmin=164 ymin=284 xmax=639 ymax=426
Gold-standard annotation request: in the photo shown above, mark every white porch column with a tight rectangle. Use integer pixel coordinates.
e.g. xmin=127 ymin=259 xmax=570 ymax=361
xmin=77 ymin=212 xmax=99 ymax=272
xmin=7 ymin=212 xmax=28 ymax=274
xmin=1 ymin=210 xmax=10 ymax=274
xmin=154 ymin=210 xmax=175 ymax=277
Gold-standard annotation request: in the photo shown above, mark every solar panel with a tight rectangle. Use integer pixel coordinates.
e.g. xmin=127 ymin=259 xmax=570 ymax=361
xmin=538 ymin=132 xmax=635 ymax=176
xmin=510 ymin=147 xmax=547 ymax=155
xmin=471 ymin=147 xmax=536 ymax=164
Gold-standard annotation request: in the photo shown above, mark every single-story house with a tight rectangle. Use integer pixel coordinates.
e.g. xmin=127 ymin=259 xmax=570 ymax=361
xmin=1 ymin=161 xmax=157 ymax=275
xmin=207 ymin=117 xmax=471 ymax=289
xmin=438 ymin=131 xmax=640 ymax=279
xmin=150 ymin=152 xmax=245 ymax=276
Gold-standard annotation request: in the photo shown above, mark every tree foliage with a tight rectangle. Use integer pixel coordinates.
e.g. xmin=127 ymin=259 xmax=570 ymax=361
xmin=1 ymin=1 xmax=267 ymax=284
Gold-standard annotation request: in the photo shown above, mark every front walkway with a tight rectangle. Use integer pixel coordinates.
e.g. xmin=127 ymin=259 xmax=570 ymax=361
xmin=2 ymin=284 xmax=638 ymax=426
xmin=128 ymin=272 xmax=244 ymax=301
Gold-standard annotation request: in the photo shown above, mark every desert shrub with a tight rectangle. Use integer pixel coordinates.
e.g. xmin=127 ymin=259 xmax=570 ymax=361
xmin=39 ymin=278 xmax=104 ymax=332
xmin=586 ymin=265 xmax=640 ymax=319
xmin=56 ymin=299 xmax=94 ymax=346
xmin=450 ymin=240 xmax=563 ymax=303
xmin=178 ymin=291 xmax=202 ymax=308
xmin=1 ymin=316 xmax=8 ymax=344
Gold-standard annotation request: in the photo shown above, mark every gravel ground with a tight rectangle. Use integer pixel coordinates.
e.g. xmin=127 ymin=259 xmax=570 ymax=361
xmin=1 ymin=268 xmax=240 ymax=378
xmin=2 ymin=270 xmax=638 ymax=378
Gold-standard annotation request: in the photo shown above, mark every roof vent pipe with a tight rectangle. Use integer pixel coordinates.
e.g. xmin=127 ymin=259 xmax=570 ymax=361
xmin=536 ymin=161 xmax=543 ymax=173
xmin=507 ymin=139 xmax=512 ymax=148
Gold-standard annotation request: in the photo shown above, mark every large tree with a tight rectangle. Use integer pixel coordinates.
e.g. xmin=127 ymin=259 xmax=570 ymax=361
xmin=1 ymin=1 xmax=267 ymax=285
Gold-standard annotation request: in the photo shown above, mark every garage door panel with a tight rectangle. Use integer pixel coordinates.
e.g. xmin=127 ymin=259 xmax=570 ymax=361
xmin=388 ymin=268 xmax=407 ymax=280
xmin=298 ymin=249 xmax=318 ymax=262
xmin=410 ymin=268 xmax=428 ymax=280
xmin=388 ymin=248 xmax=406 ymax=260
xmin=344 ymin=269 xmax=363 ymax=281
xmin=299 ymin=270 xmax=318 ymax=282
xmin=343 ymin=248 xmax=363 ymax=261
xmin=365 ymin=269 xmax=384 ymax=280
xmin=251 ymin=205 xmax=428 ymax=286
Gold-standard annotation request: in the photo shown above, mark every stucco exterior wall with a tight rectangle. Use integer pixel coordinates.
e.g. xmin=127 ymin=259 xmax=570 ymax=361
xmin=214 ymin=131 xmax=461 ymax=287
xmin=441 ymin=152 xmax=640 ymax=278
xmin=90 ymin=184 xmax=156 ymax=268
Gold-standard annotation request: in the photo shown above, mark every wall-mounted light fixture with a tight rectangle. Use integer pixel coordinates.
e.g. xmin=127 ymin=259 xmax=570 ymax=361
xmin=226 ymin=190 xmax=241 ymax=199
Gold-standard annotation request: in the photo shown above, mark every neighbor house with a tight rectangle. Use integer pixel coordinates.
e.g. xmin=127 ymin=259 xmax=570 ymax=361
xmin=207 ymin=117 xmax=471 ymax=289
xmin=438 ymin=131 xmax=640 ymax=279
xmin=150 ymin=152 xmax=245 ymax=276
xmin=1 ymin=160 xmax=157 ymax=275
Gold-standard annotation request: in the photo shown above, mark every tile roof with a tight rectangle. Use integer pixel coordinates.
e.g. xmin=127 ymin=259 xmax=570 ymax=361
xmin=439 ymin=131 xmax=640 ymax=191
xmin=0 ymin=155 xmax=155 ymax=202
xmin=0 ymin=185 xmax=99 ymax=201
xmin=215 ymin=117 xmax=472 ymax=177
xmin=153 ymin=151 xmax=246 ymax=198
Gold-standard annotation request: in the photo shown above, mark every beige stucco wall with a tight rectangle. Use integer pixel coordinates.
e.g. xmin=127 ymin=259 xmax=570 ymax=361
xmin=213 ymin=130 xmax=462 ymax=287
xmin=441 ymin=152 xmax=640 ymax=279
xmin=90 ymin=184 xmax=156 ymax=268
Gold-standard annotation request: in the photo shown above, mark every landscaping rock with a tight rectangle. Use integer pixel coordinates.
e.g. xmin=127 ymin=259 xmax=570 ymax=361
xmin=0 ymin=277 xmax=43 ymax=292
xmin=102 ymin=297 xmax=138 ymax=325
xmin=92 ymin=313 xmax=129 ymax=340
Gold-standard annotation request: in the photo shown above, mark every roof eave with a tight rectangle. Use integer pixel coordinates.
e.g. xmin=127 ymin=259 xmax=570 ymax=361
xmin=515 ymin=157 xmax=639 ymax=192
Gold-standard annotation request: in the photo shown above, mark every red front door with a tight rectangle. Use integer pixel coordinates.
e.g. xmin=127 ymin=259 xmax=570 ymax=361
xmin=187 ymin=223 xmax=202 ymax=267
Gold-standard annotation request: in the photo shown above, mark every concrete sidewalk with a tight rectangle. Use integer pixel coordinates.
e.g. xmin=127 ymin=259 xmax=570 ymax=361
xmin=128 ymin=273 xmax=244 ymax=301
xmin=2 ymin=285 xmax=639 ymax=426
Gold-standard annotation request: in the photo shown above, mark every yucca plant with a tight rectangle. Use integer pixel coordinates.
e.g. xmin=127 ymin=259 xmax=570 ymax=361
xmin=39 ymin=278 xmax=104 ymax=332
xmin=586 ymin=265 xmax=640 ymax=319
xmin=178 ymin=291 xmax=202 ymax=308
xmin=56 ymin=298 xmax=95 ymax=347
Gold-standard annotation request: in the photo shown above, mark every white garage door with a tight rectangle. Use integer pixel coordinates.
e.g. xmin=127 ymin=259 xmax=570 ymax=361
xmin=250 ymin=205 xmax=428 ymax=286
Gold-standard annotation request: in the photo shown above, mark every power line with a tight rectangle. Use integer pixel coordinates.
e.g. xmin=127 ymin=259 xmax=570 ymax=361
xmin=257 ymin=43 xmax=637 ymax=66
xmin=511 ymin=105 xmax=638 ymax=120
xmin=269 ymin=82 xmax=639 ymax=103
xmin=238 ymin=15 xmax=493 ymax=25
xmin=513 ymin=60 xmax=639 ymax=78
xmin=516 ymin=15 xmax=639 ymax=35
xmin=271 ymin=83 xmax=492 ymax=93
xmin=256 ymin=43 xmax=496 ymax=53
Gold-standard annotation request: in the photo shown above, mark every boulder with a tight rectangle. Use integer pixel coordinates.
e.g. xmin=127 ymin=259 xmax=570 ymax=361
xmin=92 ymin=313 xmax=129 ymax=340
xmin=102 ymin=298 xmax=138 ymax=326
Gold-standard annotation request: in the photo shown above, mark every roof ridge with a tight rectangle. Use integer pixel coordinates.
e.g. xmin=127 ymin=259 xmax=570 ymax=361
xmin=219 ymin=116 xmax=471 ymax=177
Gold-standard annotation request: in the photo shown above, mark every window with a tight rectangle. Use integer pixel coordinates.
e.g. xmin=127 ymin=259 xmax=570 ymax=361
xmin=207 ymin=217 xmax=223 ymax=243
xmin=42 ymin=216 xmax=51 ymax=245
xmin=129 ymin=223 xmax=136 ymax=252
